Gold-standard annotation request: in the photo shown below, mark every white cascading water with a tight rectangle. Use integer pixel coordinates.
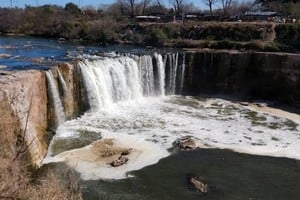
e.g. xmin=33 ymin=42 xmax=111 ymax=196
xmin=154 ymin=53 xmax=165 ymax=96
xmin=45 ymin=71 xmax=66 ymax=126
xmin=139 ymin=55 xmax=155 ymax=96
xmin=56 ymin=68 xmax=68 ymax=93
xmin=178 ymin=54 xmax=185 ymax=94
xmin=78 ymin=56 xmax=142 ymax=111
xmin=78 ymin=53 xmax=184 ymax=111
xmin=164 ymin=53 xmax=178 ymax=95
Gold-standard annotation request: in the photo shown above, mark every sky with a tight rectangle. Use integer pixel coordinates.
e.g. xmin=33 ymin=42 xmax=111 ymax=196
xmin=1 ymin=0 xmax=251 ymax=10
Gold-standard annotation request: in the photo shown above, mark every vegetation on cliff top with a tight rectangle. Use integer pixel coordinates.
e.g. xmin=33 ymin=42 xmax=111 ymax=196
xmin=0 ymin=2 xmax=300 ymax=52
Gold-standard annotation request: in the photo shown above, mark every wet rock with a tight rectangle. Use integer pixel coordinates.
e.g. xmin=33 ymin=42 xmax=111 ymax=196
xmin=110 ymin=155 xmax=129 ymax=167
xmin=0 ymin=53 xmax=11 ymax=58
xmin=239 ymin=102 xmax=249 ymax=106
xmin=255 ymin=103 xmax=265 ymax=107
xmin=177 ymin=136 xmax=197 ymax=150
xmin=58 ymin=37 xmax=66 ymax=42
xmin=121 ymin=148 xmax=132 ymax=156
xmin=29 ymin=57 xmax=45 ymax=63
xmin=190 ymin=176 xmax=209 ymax=193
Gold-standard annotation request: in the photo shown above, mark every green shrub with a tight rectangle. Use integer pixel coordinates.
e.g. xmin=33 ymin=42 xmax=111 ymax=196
xmin=145 ymin=28 xmax=167 ymax=46
xmin=275 ymin=24 xmax=300 ymax=51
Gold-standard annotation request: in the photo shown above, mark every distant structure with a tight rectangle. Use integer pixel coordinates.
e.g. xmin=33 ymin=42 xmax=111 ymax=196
xmin=242 ymin=11 xmax=279 ymax=21
xmin=136 ymin=16 xmax=161 ymax=22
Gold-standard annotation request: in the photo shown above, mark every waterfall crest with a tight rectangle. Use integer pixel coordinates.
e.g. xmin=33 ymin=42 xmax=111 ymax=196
xmin=78 ymin=53 xmax=185 ymax=111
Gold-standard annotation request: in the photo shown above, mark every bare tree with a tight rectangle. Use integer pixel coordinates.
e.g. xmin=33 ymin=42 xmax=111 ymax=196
xmin=120 ymin=0 xmax=137 ymax=17
xmin=141 ymin=0 xmax=152 ymax=15
xmin=155 ymin=0 xmax=164 ymax=11
xmin=173 ymin=0 xmax=184 ymax=14
xmin=203 ymin=0 xmax=216 ymax=14
xmin=229 ymin=1 xmax=252 ymax=16
xmin=221 ymin=0 xmax=233 ymax=16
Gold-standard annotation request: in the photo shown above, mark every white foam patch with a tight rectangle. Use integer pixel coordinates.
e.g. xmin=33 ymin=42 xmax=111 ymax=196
xmin=44 ymin=133 xmax=169 ymax=180
xmin=44 ymin=96 xmax=300 ymax=180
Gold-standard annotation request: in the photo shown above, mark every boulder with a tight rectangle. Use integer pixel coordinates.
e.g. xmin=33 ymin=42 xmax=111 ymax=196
xmin=190 ymin=176 xmax=209 ymax=193
xmin=0 ymin=53 xmax=11 ymax=58
xmin=239 ymin=102 xmax=249 ymax=106
xmin=121 ymin=148 xmax=132 ymax=156
xmin=110 ymin=155 xmax=129 ymax=167
xmin=177 ymin=136 xmax=197 ymax=150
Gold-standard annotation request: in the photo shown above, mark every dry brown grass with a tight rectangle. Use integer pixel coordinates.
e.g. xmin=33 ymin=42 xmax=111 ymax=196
xmin=0 ymin=159 xmax=82 ymax=200
xmin=0 ymin=91 xmax=82 ymax=200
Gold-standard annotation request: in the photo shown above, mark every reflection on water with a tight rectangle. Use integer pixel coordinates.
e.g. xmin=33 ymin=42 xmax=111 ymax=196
xmin=83 ymin=149 xmax=300 ymax=200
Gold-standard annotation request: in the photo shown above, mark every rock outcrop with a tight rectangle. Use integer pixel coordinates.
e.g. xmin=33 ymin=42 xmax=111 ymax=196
xmin=177 ymin=136 xmax=197 ymax=151
xmin=0 ymin=62 xmax=87 ymax=167
xmin=190 ymin=176 xmax=209 ymax=193
xmin=184 ymin=50 xmax=300 ymax=108
xmin=0 ymin=70 xmax=48 ymax=166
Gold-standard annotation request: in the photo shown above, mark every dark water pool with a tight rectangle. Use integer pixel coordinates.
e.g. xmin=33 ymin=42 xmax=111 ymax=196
xmin=82 ymin=149 xmax=300 ymax=200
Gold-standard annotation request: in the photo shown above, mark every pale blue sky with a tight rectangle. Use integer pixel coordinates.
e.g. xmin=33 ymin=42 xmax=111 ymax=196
xmin=1 ymin=0 xmax=252 ymax=10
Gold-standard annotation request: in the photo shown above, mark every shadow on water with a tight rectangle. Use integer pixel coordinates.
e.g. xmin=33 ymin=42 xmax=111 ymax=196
xmin=82 ymin=149 xmax=300 ymax=200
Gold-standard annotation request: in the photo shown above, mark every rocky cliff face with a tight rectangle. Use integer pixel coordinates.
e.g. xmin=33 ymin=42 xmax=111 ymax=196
xmin=184 ymin=50 xmax=300 ymax=108
xmin=0 ymin=62 xmax=87 ymax=167
xmin=0 ymin=70 xmax=48 ymax=166
xmin=46 ymin=63 xmax=88 ymax=129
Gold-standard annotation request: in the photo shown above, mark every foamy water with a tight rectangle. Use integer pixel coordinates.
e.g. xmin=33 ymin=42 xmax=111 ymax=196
xmin=44 ymin=96 xmax=300 ymax=180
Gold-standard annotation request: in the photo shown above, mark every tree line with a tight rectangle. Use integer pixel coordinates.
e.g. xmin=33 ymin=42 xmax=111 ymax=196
xmin=0 ymin=1 xmax=253 ymax=36
xmin=0 ymin=1 xmax=299 ymax=49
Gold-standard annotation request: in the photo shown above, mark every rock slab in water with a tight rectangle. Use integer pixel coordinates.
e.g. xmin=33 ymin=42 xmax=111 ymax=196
xmin=190 ymin=176 xmax=209 ymax=193
xmin=177 ymin=136 xmax=197 ymax=150
xmin=110 ymin=155 xmax=129 ymax=167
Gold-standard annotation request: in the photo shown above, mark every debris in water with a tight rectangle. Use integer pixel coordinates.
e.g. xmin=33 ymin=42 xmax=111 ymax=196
xmin=110 ymin=155 xmax=129 ymax=167
xmin=190 ymin=176 xmax=209 ymax=193
xmin=177 ymin=136 xmax=197 ymax=150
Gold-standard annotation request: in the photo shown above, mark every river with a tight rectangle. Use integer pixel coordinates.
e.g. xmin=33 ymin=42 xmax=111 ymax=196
xmin=1 ymin=37 xmax=300 ymax=200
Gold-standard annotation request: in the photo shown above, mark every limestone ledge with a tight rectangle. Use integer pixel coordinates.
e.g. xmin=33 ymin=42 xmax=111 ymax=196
xmin=0 ymin=70 xmax=48 ymax=166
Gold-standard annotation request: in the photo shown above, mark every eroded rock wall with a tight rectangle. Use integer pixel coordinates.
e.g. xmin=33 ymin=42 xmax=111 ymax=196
xmin=0 ymin=62 xmax=88 ymax=167
xmin=184 ymin=50 xmax=300 ymax=107
xmin=0 ymin=70 xmax=48 ymax=166
xmin=46 ymin=62 xmax=89 ymax=130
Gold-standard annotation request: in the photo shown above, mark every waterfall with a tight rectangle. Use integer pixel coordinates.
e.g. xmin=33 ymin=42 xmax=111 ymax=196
xmin=45 ymin=71 xmax=66 ymax=126
xmin=139 ymin=55 xmax=155 ymax=96
xmin=78 ymin=53 xmax=185 ymax=112
xmin=79 ymin=56 xmax=142 ymax=111
xmin=154 ymin=53 xmax=165 ymax=96
xmin=177 ymin=53 xmax=185 ymax=94
xmin=164 ymin=53 xmax=178 ymax=95
xmin=56 ymin=68 xmax=68 ymax=94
